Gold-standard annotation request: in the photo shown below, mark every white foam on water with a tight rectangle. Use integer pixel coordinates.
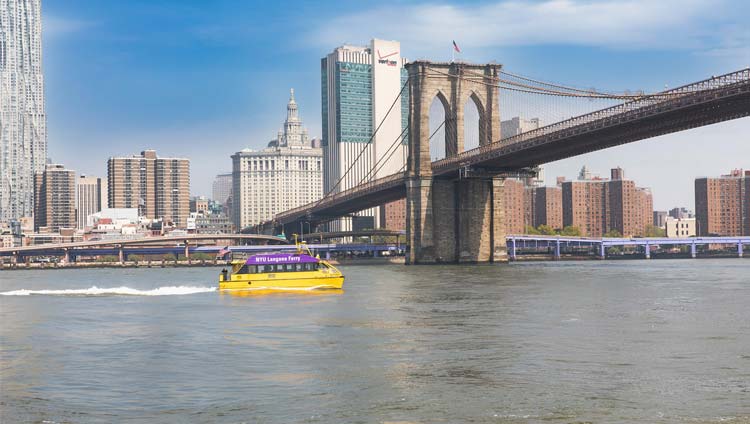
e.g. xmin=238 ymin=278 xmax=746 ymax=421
xmin=0 ymin=285 xmax=216 ymax=296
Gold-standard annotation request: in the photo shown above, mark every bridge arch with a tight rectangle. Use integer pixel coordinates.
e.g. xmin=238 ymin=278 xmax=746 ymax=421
xmin=406 ymin=61 xmax=502 ymax=179
xmin=429 ymin=90 xmax=451 ymax=161
xmin=462 ymin=91 xmax=486 ymax=152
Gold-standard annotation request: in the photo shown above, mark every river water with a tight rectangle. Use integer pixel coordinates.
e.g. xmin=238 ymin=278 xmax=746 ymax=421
xmin=1 ymin=259 xmax=748 ymax=423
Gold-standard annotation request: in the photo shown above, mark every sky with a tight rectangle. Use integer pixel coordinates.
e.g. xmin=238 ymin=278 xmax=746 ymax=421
xmin=43 ymin=0 xmax=750 ymax=210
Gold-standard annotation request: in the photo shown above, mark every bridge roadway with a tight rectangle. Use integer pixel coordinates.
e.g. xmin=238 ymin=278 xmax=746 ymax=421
xmin=273 ymin=68 xmax=750 ymax=226
xmin=298 ymin=229 xmax=405 ymax=241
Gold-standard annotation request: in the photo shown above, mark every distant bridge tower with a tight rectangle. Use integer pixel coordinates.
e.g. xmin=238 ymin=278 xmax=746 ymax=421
xmin=405 ymin=61 xmax=507 ymax=264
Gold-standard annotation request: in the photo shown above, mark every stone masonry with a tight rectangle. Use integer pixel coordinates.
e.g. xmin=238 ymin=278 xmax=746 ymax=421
xmin=405 ymin=61 xmax=507 ymax=264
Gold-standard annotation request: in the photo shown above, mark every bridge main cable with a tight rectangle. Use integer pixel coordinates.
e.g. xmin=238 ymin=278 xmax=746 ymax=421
xmin=443 ymin=66 xmax=688 ymax=100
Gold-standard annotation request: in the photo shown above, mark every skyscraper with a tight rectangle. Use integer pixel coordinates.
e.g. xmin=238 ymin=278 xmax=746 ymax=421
xmin=76 ymin=175 xmax=107 ymax=229
xmin=232 ymin=90 xmax=323 ymax=230
xmin=108 ymin=150 xmax=190 ymax=227
xmin=1 ymin=0 xmax=47 ymax=221
xmin=321 ymin=39 xmax=408 ymax=231
xmin=34 ymin=164 xmax=75 ymax=232
xmin=212 ymin=173 xmax=232 ymax=205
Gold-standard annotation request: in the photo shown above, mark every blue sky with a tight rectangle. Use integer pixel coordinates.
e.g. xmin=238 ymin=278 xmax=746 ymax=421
xmin=43 ymin=0 xmax=749 ymax=209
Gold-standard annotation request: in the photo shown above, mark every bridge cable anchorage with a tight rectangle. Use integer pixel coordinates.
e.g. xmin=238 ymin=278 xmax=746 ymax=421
xmin=311 ymin=77 xmax=410 ymax=210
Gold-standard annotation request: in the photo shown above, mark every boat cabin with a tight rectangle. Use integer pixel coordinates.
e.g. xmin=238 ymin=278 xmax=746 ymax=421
xmin=227 ymin=253 xmax=325 ymax=277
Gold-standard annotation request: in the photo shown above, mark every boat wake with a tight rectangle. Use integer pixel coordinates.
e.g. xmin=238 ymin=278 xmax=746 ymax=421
xmin=0 ymin=285 xmax=216 ymax=296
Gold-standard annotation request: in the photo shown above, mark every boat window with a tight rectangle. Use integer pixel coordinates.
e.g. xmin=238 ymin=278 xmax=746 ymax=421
xmin=259 ymin=264 xmax=274 ymax=273
xmin=240 ymin=265 xmax=258 ymax=274
xmin=295 ymin=263 xmax=304 ymax=272
xmin=285 ymin=264 xmax=295 ymax=272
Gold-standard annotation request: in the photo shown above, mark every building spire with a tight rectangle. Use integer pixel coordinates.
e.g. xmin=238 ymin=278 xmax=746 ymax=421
xmin=276 ymin=88 xmax=309 ymax=147
xmin=286 ymin=88 xmax=299 ymax=122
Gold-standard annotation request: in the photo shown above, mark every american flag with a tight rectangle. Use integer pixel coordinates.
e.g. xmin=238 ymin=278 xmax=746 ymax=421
xmin=216 ymin=246 xmax=230 ymax=259
xmin=452 ymin=40 xmax=461 ymax=53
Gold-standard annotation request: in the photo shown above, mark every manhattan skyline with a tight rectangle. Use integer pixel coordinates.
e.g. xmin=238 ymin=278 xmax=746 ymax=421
xmin=43 ymin=0 xmax=749 ymax=210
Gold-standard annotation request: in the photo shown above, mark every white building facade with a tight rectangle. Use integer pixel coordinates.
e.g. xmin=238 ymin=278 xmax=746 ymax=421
xmin=665 ymin=217 xmax=696 ymax=238
xmin=1 ymin=0 xmax=47 ymax=222
xmin=321 ymin=39 xmax=408 ymax=231
xmin=232 ymin=90 xmax=323 ymax=230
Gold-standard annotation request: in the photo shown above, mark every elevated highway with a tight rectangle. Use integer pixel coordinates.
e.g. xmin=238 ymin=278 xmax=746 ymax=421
xmin=0 ymin=234 xmax=287 ymax=256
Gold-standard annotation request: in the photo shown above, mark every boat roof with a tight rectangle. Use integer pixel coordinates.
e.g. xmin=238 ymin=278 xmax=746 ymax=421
xmin=244 ymin=253 xmax=319 ymax=265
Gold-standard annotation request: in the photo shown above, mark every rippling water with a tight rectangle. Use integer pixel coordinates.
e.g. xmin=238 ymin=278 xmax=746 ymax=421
xmin=1 ymin=259 xmax=749 ymax=423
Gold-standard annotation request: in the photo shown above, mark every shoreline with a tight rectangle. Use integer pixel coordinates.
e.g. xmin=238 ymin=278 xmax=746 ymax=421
xmin=1 ymin=254 xmax=747 ymax=270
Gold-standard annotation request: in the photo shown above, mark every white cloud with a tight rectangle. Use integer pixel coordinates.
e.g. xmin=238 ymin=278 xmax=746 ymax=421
xmin=310 ymin=0 xmax=747 ymax=58
xmin=44 ymin=16 xmax=95 ymax=38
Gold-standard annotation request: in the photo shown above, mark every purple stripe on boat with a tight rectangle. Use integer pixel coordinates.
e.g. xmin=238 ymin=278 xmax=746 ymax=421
xmin=245 ymin=254 xmax=319 ymax=265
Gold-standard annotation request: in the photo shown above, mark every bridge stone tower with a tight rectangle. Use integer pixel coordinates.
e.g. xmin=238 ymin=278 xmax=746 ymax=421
xmin=405 ymin=61 xmax=507 ymax=264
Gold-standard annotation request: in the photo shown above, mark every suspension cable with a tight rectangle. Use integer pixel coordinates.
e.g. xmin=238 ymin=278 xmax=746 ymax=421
xmin=359 ymin=124 xmax=409 ymax=186
xmin=499 ymin=69 xmax=633 ymax=96
xmin=358 ymin=125 xmax=409 ymax=185
xmin=315 ymin=77 xmax=409 ymax=207
xmin=442 ymin=67 xmax=683 ymax=100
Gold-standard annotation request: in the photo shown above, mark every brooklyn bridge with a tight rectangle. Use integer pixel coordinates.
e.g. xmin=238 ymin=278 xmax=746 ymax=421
xmin=260 ymin=61 xmax=749 ymax=264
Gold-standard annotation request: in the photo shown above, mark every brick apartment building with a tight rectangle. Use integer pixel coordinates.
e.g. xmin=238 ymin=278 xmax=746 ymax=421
xmin=107 ymin=150 xmax=190 ymax=227
xmin=695 ymin=169 xmax=750 ymax=236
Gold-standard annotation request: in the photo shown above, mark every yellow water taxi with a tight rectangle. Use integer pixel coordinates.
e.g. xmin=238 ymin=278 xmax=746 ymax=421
xmin=218 ymin=245 xmax=344 ymax=291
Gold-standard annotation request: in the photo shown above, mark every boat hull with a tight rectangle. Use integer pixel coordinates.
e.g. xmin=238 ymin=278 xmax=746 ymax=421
xmin=219 ymin=271 xmax=344 ymax=290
